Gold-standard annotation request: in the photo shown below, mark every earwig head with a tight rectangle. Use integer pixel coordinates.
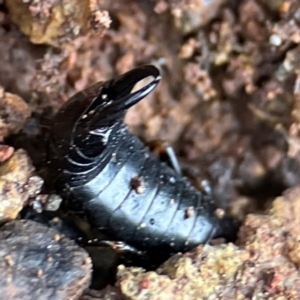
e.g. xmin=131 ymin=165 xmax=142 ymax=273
xmin=78 ymin=65 xmax=161 ymax=133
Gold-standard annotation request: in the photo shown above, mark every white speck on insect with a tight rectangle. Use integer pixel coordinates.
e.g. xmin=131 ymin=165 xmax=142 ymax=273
xmin=169 ymin=177 xmax=175 ymax=184
xmin=89 ymin=127 xmax=112 ymax=144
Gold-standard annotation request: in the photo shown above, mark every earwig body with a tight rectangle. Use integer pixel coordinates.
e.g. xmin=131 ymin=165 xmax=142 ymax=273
xmin=48 ymin=65 xmax=236 ymax=255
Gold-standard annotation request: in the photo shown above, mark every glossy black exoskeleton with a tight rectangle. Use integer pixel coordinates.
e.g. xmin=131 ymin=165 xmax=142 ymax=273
xmin=48 ymin=65 xmax=237 ymax=257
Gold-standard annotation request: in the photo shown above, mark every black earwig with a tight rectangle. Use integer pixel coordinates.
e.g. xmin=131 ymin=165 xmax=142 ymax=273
xmin=48 ymin=65 xmax=237 ymax=256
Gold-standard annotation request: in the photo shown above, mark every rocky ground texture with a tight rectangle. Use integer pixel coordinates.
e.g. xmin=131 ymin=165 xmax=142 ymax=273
xmin=1 ymin=0 xmax=300 ymax=299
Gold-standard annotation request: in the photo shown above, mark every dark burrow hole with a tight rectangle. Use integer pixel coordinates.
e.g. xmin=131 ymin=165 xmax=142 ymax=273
xmin=238 ymin=172 xmax=288 ymax=211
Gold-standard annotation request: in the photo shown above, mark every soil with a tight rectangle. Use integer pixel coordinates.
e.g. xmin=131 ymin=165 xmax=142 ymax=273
xmin=1 ymin=0 xmax=300 ymax=299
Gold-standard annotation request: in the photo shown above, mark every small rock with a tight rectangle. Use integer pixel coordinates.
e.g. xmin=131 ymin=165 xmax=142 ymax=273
xmin=0 ymin=87 xmax=31 ymax=141
xmin=5 ymin=0 xmax=111 ymax=46
xmin=0 ymin=148 xmax=43 ymax=222
xmin=171 ymin=0 xmax=227 ymax=34
xmin=0 ymin=220 xmax=92 ymax=300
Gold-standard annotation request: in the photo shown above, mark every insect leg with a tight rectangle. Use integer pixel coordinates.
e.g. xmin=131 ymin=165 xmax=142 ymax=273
xmin=165 ymin=145 xmax=182 ymax=175
xmin=146 ymin=140 xmax=182 ymax=175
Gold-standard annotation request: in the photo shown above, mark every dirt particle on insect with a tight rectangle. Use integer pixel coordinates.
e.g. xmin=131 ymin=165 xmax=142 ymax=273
xmin=37 ymin=269 xmax=43 ymax=277
xmin=214 ymin=208 xmax=225 ymax=219
xmin=5 ymin=255 xmax=14 ymax=266
xmin=130 ymin=176 xmax=144 ymax=194
xmin=53 ymin=234 xmax=61 ymax=242
xmin=185 ymin=206 xmax=194 ymax=219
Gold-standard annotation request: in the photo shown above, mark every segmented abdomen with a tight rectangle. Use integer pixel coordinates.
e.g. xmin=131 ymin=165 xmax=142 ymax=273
xmin=64 ymin=127 xmax=220 ymax=253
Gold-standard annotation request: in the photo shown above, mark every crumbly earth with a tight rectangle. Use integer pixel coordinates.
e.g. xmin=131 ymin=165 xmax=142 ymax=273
xmin=0 ymin=147 xmax=43 ymax=222
xmin=5 ymin=0 xmax=111 ymax=46
xmin=1 ymin=0 xmax=300 ymax=299
xmin=0 ymin=86 xmax=31 ymax=141
xmin=80 ymin=287 xmax=125 ymax=300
